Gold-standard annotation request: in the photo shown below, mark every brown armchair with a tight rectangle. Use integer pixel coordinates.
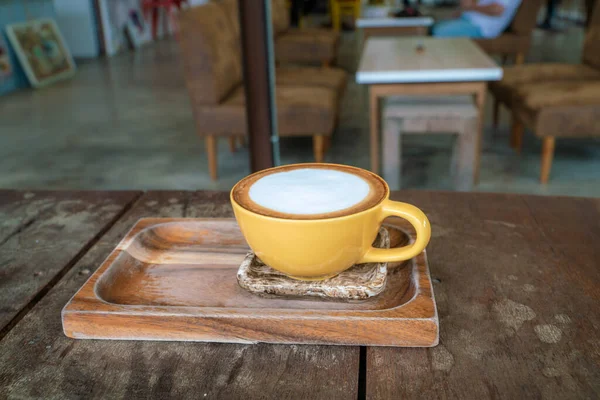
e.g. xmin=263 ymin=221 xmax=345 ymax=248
xmin=271 ymin=0 xmax=340 ymax=66
xmin=474 ymin=0 xmax=544 ymax=65
xmin=489 ymin=1 xmax=600 ymax=183
xmin=178 ymin=3 xmax=347 ymax=180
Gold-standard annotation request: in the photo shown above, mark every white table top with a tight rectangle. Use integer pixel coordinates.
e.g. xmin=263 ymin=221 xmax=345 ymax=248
xmin=356 ymin=6 xmax=434 ymax=28
xmin=356 ymin=37 xmax=503 ymax=84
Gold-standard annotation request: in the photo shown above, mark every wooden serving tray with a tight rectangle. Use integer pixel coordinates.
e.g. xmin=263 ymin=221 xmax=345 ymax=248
xmin=62 ymin=218 xmax=439 ymax=347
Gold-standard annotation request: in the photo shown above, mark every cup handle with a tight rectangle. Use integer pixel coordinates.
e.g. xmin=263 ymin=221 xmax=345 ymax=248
xmin=359 ymin=200 xmax=431 ymax=264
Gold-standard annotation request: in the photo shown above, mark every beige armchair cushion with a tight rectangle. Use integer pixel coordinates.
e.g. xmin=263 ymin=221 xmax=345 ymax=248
xmin=272 ymin=0 xmax=290 ymax=35
xmin=582 ymin=0 xmax=600 ymax=69
xmin=515 ymin=81 xmax=600 ymax=110
xmin=490 ymin=64 xmax=600 ymax=107
xmin=501 ymin=63 xmax=600 ymax=84
xmin=216 ymin=0 xmax=240 ymax=38
xmin=275 ymin=31 xmax=339 ymax=64
xmin=511 ymin=81 xmax=600 ymax=138
xmin=276 ymin=67 xmax=346 ymax=92
xmin=195 ymin=86 xmax=337 ymax=136
xmin=286 ymin=27 xmax=341 ymax=40
xmin=178 ymin=4 xmax=242 ymax=105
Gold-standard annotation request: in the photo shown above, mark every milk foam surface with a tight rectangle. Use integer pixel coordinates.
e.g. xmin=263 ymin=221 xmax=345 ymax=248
xmin=248 ymin=168 xmax=371 ymax=215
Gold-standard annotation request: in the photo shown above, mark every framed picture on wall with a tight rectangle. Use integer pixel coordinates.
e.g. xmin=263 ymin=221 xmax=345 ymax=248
xmin=5 ymin=19 xmax=76 ymax=88
xmin=0 ymin=35 xmax=13 ymax=81
xmin=125 ymin=9 xmax=151 ymax=48
xmin=96 ymin=0 xmax=156 ymax=56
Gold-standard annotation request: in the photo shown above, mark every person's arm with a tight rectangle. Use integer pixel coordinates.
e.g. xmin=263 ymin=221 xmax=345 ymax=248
xmin=460 ymin=0 xmax=506 ymax=16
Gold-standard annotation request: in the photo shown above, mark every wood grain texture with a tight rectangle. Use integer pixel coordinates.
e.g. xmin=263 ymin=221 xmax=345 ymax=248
xmin=62 ymin=217 xmax=437 ymax=346
xmin=0 ymin=190 xmax=140 ymax=335
xmin=0 ymin=192 xmax=358 ymax=399
xmin=367 ymin=191 xmax=600 ymax=399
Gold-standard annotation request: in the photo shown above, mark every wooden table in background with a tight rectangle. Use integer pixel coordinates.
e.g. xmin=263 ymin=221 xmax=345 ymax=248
xmin=357 ymin=6 xmax=434 ymax=38
xmin=356 ymin=37 xmax=503 ymax=182
xmin=1 ymin=190 xmax=599 ymax=398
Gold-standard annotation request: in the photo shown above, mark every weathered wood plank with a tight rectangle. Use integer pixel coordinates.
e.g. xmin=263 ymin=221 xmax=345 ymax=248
xmin=367 ymin=191 xmax=600 ymax=399
xmin=0 ymin=190 xmax=140 ymax=335
xmin=0 ymin=191 xmax=359 ymax=399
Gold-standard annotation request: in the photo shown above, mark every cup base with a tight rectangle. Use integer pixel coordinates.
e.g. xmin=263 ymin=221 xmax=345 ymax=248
xmin=284 ymin=272 xmax=340 ymax=281
xmin=237 ymin=228 xmax=390 ymax=300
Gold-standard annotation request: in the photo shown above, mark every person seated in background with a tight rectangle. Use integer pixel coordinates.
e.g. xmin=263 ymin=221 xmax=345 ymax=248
xmin=432 ymin=0 xmax=522 ymax=38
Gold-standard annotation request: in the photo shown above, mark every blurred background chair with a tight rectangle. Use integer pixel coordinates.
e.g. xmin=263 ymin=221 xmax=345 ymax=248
xmin=489 ymin=1 xmax=600 ymax=183
xmin=272 ymin=0 xmax=340 ymax=66
xmin=178 ymin=2 xmax=347 ymax=180
xmin=330 ymin=0 xmax=362 ymax=32
xmin=474 ymin=0 xmax=544 ymax=65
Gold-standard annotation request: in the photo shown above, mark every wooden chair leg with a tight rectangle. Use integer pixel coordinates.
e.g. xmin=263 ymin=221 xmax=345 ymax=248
xmin=323 ymin=136 xmax=331 ymax=153
xmin=313 ymin=135 xmax=325 ymax=163
xmin=540 ymin=137 xmax=555 ymax=184
xmin=205 ymin=136 xmax=218 ymax=181
xmin=369 ymin=88 xmax=380 ymax=174
xmin=238 ymin=136 xmax=246 ymax=147
xmin=510 ymin=117 xmax=524 ymax=153
xmin=515 ymin=53 xmax=525 ymax=65
xmin=228 ymin=137 xmax=236 ymax=153
xmin=382 ymin=118 xmax=402 ymax=191
xmin=492 ymin=99 xmax=500 ymax=130
xmin=452 ymin=118 xmax=478 ymax=191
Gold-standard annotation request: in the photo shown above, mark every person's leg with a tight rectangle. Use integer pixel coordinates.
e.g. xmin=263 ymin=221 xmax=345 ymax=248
xmin=290 ymin=0 xmax=301 ymax=26
xmin=431 ymin=17 xmax=484 ymax=38
xmin=585 ymin=0 xmax=596 ymax=29
xmin=541 ymin=0 xmax=558 ymax=29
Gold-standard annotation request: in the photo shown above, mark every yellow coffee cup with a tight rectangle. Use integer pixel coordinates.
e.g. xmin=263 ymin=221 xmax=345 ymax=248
xmin=231 ymin=163 xmax=431 ymax=280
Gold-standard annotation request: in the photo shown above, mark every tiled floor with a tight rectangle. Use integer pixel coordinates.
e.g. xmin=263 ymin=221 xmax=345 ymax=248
xmin=0 ymin=20 xmax=599 ymax=196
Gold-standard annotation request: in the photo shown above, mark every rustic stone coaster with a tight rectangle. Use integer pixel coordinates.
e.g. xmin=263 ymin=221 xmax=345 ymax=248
xmin=237 ymin=228 xmax=390 ymax=300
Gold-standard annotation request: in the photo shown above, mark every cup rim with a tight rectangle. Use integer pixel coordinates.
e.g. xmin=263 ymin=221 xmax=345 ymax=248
xmin=230 ymin=163 xmax=390 ymax=222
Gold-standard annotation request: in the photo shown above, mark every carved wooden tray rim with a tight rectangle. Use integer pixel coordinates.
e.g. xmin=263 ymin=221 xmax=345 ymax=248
xmin=62 ymin=218 xmax=439 ymax=346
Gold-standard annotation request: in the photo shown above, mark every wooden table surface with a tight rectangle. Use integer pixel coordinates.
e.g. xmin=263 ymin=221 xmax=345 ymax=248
xmin=356 ymin=6 xmax=435 ymax=28
xmin=356 ymin=37 xmax=503 ymax=84
xmin=1 ymin=190 xmax=599 ymax=399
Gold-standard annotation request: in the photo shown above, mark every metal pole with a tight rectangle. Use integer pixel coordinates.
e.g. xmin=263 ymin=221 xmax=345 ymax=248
xmin=238 ymin=0 xmax=280 ymax=172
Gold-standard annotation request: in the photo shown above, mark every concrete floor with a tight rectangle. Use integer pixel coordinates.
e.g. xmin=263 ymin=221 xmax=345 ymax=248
xmin=0 ymin=21 xmax=599 ymax=196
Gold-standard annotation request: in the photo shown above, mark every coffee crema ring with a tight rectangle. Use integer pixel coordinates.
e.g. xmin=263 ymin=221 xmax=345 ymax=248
xmin=232 ymin=163 xmax=388 ymax=220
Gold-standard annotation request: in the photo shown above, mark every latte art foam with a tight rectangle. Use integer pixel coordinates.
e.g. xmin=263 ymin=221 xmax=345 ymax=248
xmin=248 ymin=168 xmax=371 ymax=215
